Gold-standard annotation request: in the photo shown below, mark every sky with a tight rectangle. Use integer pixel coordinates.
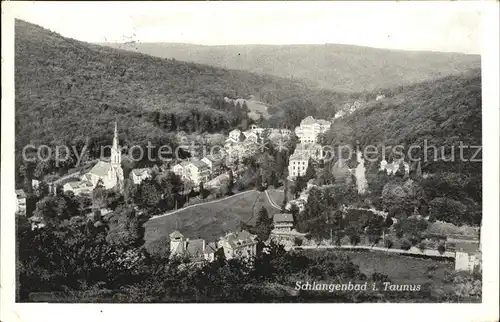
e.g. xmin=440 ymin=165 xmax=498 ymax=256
xmin=12 ymin=1 xmax=482 ymax=54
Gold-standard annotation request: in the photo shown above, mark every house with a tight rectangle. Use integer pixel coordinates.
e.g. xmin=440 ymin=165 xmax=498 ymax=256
xmin=172 ymin=160 xmax=211 ymax=185
xmin=273 ymin=213 xmax=294 ymax=232
xmin=169 ymin=230 xmax=220 ymax=262
xmin=63 ymin=181 xmax=94 ymax=196
xmin=172 ymin=161 xmax=190 ymax=179
xmin=32 ymin=179 xmax=40 ymax=190
xmin=243 ymin=130 xmax=258 ymax=142
xmin=80 ymin=122 xmax=124 ymax=190
xmin=203 ymin=242 xmax=219 ymax=262
xmin=380 ymin=159 xmax=410 ymax=176
xmin=376 ymin=94 xmax=386 ymax=101
xmin=229 ymin=129 xmax=242 ymax=142
xmin=288 ymin=152 xmax=309 ymax=179
xmin=15 ymin=189 xmax=27 ymax=213
xmin=130 ymin=168 xmax=152 ymax=185
xmin=169 ymin=231 xmax=208 ymax=262
xmin=294 ymin=116 xmax=331 ymax=144
xmin=187 ymin=160 xmax=211 ymax=185
xmin=454 ymin=241 xmax=481 ymax=272
xmin=218 ymin=230 xmax=258 ymax=260
xmin=201 ymin=155 xmax=224 ymax=175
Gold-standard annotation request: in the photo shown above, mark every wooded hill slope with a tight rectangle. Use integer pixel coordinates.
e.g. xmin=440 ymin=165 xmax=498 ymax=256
xmin=103 ymin=42 xmax=480 ymax=92
xmin=321 ymin=69 xmax=482 ymax=176
xmin=15 ymin=20 xmax=343 ymax=156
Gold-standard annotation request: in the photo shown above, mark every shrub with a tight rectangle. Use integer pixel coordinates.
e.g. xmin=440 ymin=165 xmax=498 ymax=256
xmin=418 ymin=241 xmax=426 ymax=252
xmin=384 ymin=238 xmax=393 ymax=249
xmin=294 ymin=237 xmax=303 ymax=246
xmin=437 ymin=244 xmax=446 ymax=254
xmin=349 ymin=234 xmax=361 ymax=246
xmin=400 ymin=238 xmax=412 ymax=250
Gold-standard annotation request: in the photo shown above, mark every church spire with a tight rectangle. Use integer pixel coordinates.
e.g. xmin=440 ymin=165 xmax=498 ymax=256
xmin=111 ymin=121 xmax=121 ymax=166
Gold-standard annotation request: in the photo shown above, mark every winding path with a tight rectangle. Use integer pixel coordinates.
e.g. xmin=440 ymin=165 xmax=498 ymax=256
xmin=265 ymin=189 xmax=282 ymax=210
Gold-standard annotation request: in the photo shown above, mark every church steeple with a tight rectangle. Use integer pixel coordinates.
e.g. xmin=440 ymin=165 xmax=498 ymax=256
xmin=111 ymin=121 xmax=121 ymax=166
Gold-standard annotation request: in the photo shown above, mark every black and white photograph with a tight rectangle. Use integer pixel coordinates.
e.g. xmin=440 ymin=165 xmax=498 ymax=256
xmin=1 ymin=1 xmax=499 ymax=320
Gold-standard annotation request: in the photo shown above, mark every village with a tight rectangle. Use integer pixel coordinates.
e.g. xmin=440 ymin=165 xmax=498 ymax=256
xmin=15 ymin=110 xmax=481 ymax=274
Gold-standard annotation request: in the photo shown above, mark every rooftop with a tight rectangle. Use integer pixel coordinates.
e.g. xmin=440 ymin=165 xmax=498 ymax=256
xmin=273 ymin=213 xmax=294 ymax=224
xmin=220 ymin=230 xmax=257 ymax=249
xmin=170 ymin=230 xmax=184 ymax=239
xmin=15 ymin=189 xmax=26 ymax=199
xmin=132 ymin=168 xmax=151 ymax=176
xmin=88 ymin=160 xmax=112 ymax=177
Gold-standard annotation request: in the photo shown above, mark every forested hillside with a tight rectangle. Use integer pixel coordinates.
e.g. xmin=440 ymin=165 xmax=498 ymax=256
xmin=321 ymin=69 xmax=481 ymax=173
xmin=103 ymin=42 xmax=481 ymax=92
xmin=14 ymin=20 xmax=345 ymax=164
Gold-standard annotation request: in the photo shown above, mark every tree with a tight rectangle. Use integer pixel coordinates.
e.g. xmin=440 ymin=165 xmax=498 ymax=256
xmin=33 ymin=192 xmax=80 ymax=227
xmin=228 ymin=169 xmax=234 ymax=193
xmin=106 ymin=205 xmax=144 ymax=247
xmin=400 ymin=238 xmax=412 ymax=250
xmin=135 ymin=178 xmax=161 ymax=210
xmin=255 ymin=207 xmax=272 ymax=241
xmin=304 ymin=159 xmax=316 ymax=181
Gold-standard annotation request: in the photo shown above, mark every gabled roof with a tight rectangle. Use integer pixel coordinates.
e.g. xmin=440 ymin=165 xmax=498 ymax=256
xmin=273 ymin=213 xmax=294 ymax=224
xmin=289 ymin=152 xmax=309 ymax=161
xmin=169 ymin=230 xmax=184 ymax=239
xmin=132 ymin=168 xmax=151 ymax=176
xmin=301 ymin=116 xmax=316 ymax=125
xmin=204 ymin=242 xmax=218 ymax=254
xmin=220 ymin=230 xmax=257 ymax=249
xmin=15 ymin=189 xmax=26 ymax=199
xmin=88 ymin=161 xmax=112 ymax=178
xmin=190 ymin=160 xmax=210 ymax=171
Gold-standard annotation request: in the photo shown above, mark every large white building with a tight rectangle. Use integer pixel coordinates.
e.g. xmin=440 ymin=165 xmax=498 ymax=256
xmin=172 ymin=159 xmax=211 ymax=185
xmin=294 ymin=116 xmax=331 ymax=144
xmin=288 ymin=152 xmax=309 ymax=179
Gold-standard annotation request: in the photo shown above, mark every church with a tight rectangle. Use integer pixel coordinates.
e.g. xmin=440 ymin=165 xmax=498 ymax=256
xmin=80 ymin=122 xmax=124 ymax=191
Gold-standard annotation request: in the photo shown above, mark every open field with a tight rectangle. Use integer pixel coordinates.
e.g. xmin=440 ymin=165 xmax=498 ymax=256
xmin=235 ymin=98 xmax=271 ymax=120
xmin=144 ymin=190 xmax=278 ymax=250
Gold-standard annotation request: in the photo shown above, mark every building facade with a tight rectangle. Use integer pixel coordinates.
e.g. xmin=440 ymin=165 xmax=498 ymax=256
xmin=273 ymin=213 xmax=294 ymax=232
xmin=130 ymin=168 xmax=152 ymax=185
xmin=218 ymin=231 xmax=258 ymax=260
xmin=288 ymin=152 xmax=309 ymax=179
xmin=294 ymin=116 xmax=331 ymax=144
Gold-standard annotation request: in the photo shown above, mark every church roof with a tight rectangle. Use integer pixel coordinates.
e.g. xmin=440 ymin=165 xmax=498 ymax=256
xmin=88 ymin=161 xmax=112 ymax=178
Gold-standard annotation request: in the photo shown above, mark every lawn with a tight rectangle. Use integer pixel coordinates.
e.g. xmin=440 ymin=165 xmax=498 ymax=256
xmin=235 ymin=99 xmax=271 ymax=120
xmin=144 ymin=190 xmax=278 ymax=251
xmin=266 ymin=189 xmax=285 ymax=208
